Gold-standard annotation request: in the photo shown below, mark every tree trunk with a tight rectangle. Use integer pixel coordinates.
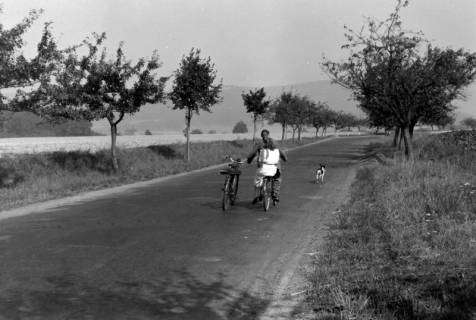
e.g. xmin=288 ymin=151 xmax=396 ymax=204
xmin=281 ymin=124 xmax=285 ymax=142
xmin=292 ymin=127 xmax=296 ymax=142
xmin=185 ymin=109 xmax=192 ymax=162
xmin=402 ymin=126 xmax=413 ymax=159
xmin=398 ymin=127 xmax=404 ymax=150
xmin=253 ymin=115 xmax=257 ymax=143
xmin=110 ymin=122 xmax=119 ymax=172
xmin=315 ymin=127 xmax=319 ymax=137
xmin=297 ymin=126 xmax=302 ymax=142
xmin=409 ymin=124 xmax=415 ymax=140
xmin=392 ymin=127 xmax=400 ymax=147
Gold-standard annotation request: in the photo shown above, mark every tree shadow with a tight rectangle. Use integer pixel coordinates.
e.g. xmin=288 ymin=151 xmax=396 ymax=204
xmin=0 ymin=270 xmax=270 ymax=319
xmin=147 ymin=145 xmax=182 ymax=159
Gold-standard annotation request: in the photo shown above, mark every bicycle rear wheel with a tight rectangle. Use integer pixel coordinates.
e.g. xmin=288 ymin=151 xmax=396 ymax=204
xmin=262 ymin=178 xmax=272 ymax=211
xmin=222 ymin=176 xmax=232 ymax=211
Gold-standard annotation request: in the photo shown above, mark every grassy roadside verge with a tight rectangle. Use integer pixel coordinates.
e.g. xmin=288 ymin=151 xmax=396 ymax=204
xmin=306 ymin=131 xmax=476 ymax=320
xmin=0 ymin=137 xmax=326 ymax=211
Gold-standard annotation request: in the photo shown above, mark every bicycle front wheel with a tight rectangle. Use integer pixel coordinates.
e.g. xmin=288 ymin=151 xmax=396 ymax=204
xmin=230 ymin=174 xmax=239 ymax=205
xmin=263 ymin=178 xmax=272 ymax=211
xmin=222 ymin=176 xmax=232 ymax=211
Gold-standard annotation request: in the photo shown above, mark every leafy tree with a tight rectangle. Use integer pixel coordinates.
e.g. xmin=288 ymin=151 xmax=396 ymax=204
xmin=241 ymin=88 xmax=270 ymax=142
xmin=266 ymin=92 xmax=293 ymax=141
xmin=145 ymin=129 xmax=152 ymax=135
xmin=232 ymin=120 xmax=248 ymax=134
xmin=169 ymin=48 xmax=222 ymax=161
xmin=31 ymin=33 xmax=168 ymax=171
xmin=321 ymin=0 xmax=476 ymax=158
xmin=0 ymin=9 xmax=64 ymax=114
xmin=461 ymin=117 xmax=476 ymax=130
xmin=334 ymin=111 xmax=358 ymax=131
xmin=420 ymin=109 xmax=455 ymax=130
xmin=288 ymin=94 xmax=313 ymax=141
xmin=308 ymin=102 xmax=325 ymax=137
xmin=319 ymin=107 xmax=337 ymax=136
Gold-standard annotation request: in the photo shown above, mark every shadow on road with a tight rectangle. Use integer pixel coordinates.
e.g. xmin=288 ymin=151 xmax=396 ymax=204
xmin=0 ymin=270 xmax=270 ymax=319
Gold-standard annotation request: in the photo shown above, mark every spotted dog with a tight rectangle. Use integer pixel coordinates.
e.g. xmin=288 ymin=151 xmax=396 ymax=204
xmin=316 ymin=164 xmax=326 ymax=184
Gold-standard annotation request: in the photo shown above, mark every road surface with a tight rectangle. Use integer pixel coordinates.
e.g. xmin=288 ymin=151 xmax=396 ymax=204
xmin=0 ymin=135 xmax=384 ymax=319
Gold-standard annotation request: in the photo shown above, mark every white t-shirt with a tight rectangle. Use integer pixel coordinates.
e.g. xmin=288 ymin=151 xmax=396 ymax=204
xmin=258 ymin=148 xmax=280 ymax=165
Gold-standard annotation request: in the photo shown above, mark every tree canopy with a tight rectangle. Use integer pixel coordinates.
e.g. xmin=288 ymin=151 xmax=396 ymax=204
xmin=321 ymin=0 xmax=476 ymax=158
xmin=27 ymin=32 xmax=168 ymax=171
xmin=241 ymin=88 xmax=270 ymax=141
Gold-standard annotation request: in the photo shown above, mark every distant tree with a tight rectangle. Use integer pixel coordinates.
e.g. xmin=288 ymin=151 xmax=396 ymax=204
xmin=241 ymin=88 xmax=270 ymax=142
xmin=232 ymin=120 xmax=248 ymax=134
xmin=355 ymin=117 xmax=368 ymax=132
xmin=190 ymin=128 xmax=203 ymax=134
xmin=461 ymin=117 xmax=476 ymax=130
xmin=288 ymin=94 xmax=313 ymax=142
xmin=308 ymin=102 xmax=324 ymax=137
xmin=308 ymin=102 xmax=340 ymax=137
xmin=335 ymin=111 xmax=358 ymax=131
xmin=320 ymin=108 xmax=337 ymax=136
xmin=169 ymin=48 xmax=222 ymax=162
xmin=266 ymin=92 xmax=293 ymax=141
xmin=321 ymin=0 xmax=476 ymax=158
xmin=208 ymin=129 xmax=217 ymax=134
xmin=144 ymin=129 xmax=152 ymax=135
xmin=30 ymin=33 xmax=168 ymax=171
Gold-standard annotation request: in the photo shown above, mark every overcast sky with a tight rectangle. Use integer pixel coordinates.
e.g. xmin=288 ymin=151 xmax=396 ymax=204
xmin=3 ymin=0 xmax=476 ymax=87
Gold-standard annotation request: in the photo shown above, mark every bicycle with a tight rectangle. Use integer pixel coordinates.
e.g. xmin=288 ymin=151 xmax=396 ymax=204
xmin=260 ymin=175 xmax=274 ymax=212
xmin=220 ymin=156 xmax=245 ymax=211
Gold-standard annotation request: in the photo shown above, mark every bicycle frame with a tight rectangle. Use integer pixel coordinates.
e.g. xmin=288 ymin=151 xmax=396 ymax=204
xmin=220 ymin=156 xmax=244 ymax=211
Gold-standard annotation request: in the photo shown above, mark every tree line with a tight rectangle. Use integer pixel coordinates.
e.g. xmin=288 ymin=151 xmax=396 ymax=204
xmin=240 ymin=88 xmax=365 ymax=141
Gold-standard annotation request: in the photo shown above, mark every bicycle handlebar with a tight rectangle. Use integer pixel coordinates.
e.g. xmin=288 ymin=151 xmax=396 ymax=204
xmin=225 ymin=155 xmax=245 ymax=164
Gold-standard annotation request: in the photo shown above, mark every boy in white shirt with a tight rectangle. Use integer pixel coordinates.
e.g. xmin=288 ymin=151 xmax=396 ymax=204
xmin=247 ymin=129 xmax=287 ymax=204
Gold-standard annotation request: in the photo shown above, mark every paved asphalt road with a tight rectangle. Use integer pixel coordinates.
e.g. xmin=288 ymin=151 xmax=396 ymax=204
xmin=0 ymin=135 xmax=385 ymax=319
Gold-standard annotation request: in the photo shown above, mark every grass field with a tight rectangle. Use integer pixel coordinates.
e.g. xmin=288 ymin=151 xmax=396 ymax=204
xmin=306 ymin=131 xmax=476 ymax=320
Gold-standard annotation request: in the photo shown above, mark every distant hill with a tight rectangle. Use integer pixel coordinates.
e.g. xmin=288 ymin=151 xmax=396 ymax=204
xmin=91 ymin=80 xmax=475 ymax=135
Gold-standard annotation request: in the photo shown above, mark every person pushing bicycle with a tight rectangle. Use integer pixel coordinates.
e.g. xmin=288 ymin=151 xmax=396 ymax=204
xmin=247 ymin=129 xmax=288 ymax=205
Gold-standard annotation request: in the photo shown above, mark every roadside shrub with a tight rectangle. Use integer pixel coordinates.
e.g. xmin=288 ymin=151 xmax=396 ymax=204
xmin=0 ymin=161 xmax=23 ymax=188
xmin=190 ymin=129 xmax=203 ymax=134
xmin=232 ymin=120 xmax=248 ymax=134
xmin=308 ymin=132 xmax=476 ymax=319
